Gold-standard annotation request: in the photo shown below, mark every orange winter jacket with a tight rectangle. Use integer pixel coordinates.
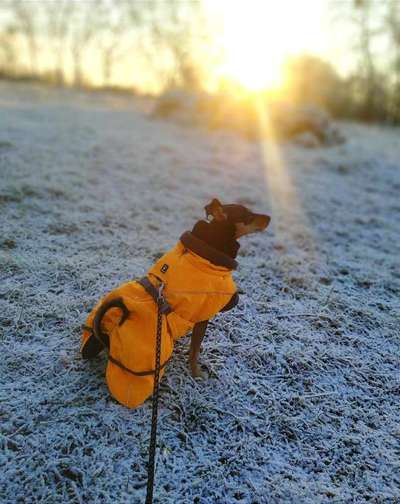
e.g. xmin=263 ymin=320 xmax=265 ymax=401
xmin=80 ymin=231 xmax=238 ymax=409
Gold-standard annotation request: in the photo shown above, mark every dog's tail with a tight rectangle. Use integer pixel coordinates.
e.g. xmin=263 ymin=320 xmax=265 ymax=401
xmin=93 ymin=297 xmax=130 ymax=349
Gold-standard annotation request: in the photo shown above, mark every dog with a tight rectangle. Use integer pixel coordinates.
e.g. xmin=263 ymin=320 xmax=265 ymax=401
xmin=81 ymin=198 xmax=270 ymax=408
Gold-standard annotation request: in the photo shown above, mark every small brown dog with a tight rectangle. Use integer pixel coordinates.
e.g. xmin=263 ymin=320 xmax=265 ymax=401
xmin=81 ymin=198 xmax=270 ymax=408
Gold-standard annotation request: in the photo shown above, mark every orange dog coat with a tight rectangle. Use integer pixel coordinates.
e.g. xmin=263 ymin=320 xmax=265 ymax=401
xmin=81 ymin=232 xmax=237 ymax=408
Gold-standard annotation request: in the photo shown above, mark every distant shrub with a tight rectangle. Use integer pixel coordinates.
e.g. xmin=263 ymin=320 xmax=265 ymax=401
xmin=153 ymin=88 xmax=345 ymax=146
xmin=282 ymin=55 xmax=354 ymax=119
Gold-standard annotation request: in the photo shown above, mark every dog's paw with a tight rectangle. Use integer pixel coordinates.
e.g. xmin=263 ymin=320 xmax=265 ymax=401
xmin=190 ymin=365 xmax=205 ymax=380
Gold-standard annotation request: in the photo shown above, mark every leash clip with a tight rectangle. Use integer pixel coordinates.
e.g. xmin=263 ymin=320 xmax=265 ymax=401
xmin=158 ymin=282 xmax=165 ymax=299
xmin=157 ymin=282 xmax=172 ymax=315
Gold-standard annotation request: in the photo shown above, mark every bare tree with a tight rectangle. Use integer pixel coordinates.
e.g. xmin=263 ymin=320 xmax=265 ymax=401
xmin=329 ymin=0 xmax=388 ymax=120
xmin=7 ymin=0 xmax=38 ymax=75
xmin=95 ymin=0 xmax=145 ymax=87
xmin=0 ymin=22 xmax=17 ymax=75
xmin=69 ymin=2 xmax=101 ymax=87
xmin=385 ymin=0 xmax=400 ymax=119
xmin=147 ymin=0 xmax=213 ymax=91
xmin=350 ymin=0 xmax=384 ymax=119
xmin=43 ymin=0 xmax=74 ymax=84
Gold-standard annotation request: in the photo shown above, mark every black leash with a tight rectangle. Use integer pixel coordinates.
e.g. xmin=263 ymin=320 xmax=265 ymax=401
xmin=90 ymin=277 xmax=170 ymax=504
xmin=145 ymin=281 xmax=170 ymax=504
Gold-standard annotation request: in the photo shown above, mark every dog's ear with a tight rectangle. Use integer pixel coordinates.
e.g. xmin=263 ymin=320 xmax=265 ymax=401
xmin=205 ymin=198 xmax=226 ymax=221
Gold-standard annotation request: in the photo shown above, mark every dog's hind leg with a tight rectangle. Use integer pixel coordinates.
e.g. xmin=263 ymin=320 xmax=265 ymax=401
xmin=81 ymin=332 xmax=109 ymax=359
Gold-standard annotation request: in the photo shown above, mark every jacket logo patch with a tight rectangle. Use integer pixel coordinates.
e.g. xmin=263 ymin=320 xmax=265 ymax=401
xmin=160 ymin=264 xmax=169 ymax=273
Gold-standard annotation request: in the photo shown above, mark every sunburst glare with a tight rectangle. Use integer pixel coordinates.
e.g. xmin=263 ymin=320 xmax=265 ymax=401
xmin=205 ymin=0 xmax=328 ymax=91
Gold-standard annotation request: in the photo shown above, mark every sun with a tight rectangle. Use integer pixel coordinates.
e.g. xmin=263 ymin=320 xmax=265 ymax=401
xmin=204 ymin=0 xmax=327 ymax=92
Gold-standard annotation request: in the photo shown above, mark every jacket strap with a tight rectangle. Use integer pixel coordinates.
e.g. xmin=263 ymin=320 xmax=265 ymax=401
xmin=108 ymin=354 xmax=173 ymax=377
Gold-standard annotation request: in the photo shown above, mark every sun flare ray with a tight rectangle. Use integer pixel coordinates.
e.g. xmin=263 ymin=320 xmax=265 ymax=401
xmin=255 ymin=97 xmax=318 ymax=262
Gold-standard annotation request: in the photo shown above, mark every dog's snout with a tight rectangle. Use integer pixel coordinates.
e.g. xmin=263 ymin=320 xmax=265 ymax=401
xmin=254 ymin=214 xmax=271 ymax=230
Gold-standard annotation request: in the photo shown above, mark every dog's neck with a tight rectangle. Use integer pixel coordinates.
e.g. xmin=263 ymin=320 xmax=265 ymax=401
xmin=191 ymin=220 xmax=240 ymax=259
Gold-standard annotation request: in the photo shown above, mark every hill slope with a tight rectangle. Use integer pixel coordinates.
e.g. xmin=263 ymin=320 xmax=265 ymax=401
xmin=0 ymin=83 xmax=399 ymax=503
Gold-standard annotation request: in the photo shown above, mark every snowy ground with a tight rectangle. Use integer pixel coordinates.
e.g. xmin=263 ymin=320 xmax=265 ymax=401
xmin=0 ymin=82 xmax=399 ymax=504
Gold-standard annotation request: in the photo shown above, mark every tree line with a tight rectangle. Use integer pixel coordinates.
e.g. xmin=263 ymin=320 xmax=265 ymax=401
xmin=0 ymin=0 xmax=209 ymax=92
xmin=0 ymin=0 xmax=399 ymax=123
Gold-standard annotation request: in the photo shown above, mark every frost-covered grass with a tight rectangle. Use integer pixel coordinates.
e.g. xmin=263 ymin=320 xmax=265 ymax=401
xmin=0 ymin=82 xmax=399 ymax=504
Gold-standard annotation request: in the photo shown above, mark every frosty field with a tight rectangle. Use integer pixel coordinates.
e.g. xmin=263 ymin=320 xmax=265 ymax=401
xmin=0 ymin=82 xmax=399 ymax=503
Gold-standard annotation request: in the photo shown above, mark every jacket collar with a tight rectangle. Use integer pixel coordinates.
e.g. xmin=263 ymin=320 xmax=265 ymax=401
xmin=180 ymin=231 xmax=238 ymax=270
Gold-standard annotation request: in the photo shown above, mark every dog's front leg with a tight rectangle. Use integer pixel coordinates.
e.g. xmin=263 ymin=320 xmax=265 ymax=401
xmin=189 ymin=320 xmax=208 ymax=378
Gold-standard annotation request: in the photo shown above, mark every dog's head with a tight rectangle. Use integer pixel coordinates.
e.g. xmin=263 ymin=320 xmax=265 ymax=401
xmin=205 ymin=198 xmax=270 ymax=238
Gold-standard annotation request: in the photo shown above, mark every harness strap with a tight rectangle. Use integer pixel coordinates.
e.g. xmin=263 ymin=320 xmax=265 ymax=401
xmin=138 ymin=276 xmax=172 ymax=315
